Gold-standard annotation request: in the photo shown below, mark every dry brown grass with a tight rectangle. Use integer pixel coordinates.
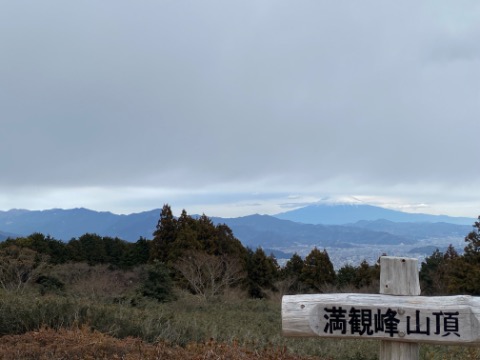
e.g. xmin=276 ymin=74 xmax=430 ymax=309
xmin=48 ymin=263 xmax=142 ymax=300
xmin=0 ymin=326 xmax=324 ymax=360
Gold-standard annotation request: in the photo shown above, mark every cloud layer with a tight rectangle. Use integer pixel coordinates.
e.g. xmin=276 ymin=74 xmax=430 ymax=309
xmin=1 ymin=1 xmax=479 ymax=216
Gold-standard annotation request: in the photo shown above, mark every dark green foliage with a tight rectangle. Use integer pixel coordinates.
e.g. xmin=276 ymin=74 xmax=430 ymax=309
xmin=353 ymin=260 xmax=379 ymax=289
xmin=120 ymin=237 xmax=151 ymax=268
xmin=77 ymin=233 xmax=108 ymax=265
xmin=150 ymin=205 xmax=247 ymax=268
xmin=102 ymin=236 xmax=129 ymax=267
xmin=140 ymin=261 xmax=176 ymax=302
xmin=245 ymin=247 xmax=279 ymax=298
xmin=150 ymin=204 xmax=178 ymax=263
xmin=64 ymin=234 xmax=134 ymax=267
xmin=281 ymin=253 xmax=307 ymax=293
xmin=446 ymin=217 xmax=480 ymax=295
xmin=0 ymin=206 xmax=254 ymax=295
xmin=336 ymin=264 xmax=357 ymax=289
xmin=419 ymin=248 xmax=451 ymax=295
xmin=419 ymin=216 xmax=480 ymax=295
xmin=301 ymin=247 xmax=336 ymax=291
xmin=0 ymin=233 xmax=69 ymax=265
xmin=444 ymin=256 xmax=474 ymax=295
xmin=209 ymin=223 xmax=246 ymax=258
xmin=464 ymin=216 xmax=480 ymax=261
xmin=133 ymin=237 xmax=151 ymax=263
xmin=36 ymin=275 xmax=65 ymax=295
xmin=282 ymin=253 xmax=304 ymax=278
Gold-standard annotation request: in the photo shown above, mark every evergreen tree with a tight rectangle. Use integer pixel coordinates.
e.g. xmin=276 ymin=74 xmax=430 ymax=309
xmin=196 ymin=214 xmax=218 ymax=254
xmin=77 ymin=233 xmax=108 ymax=265
xmin=40 ymin=235 xmax=69 ymax=264
xmin=1 ymin=233 xmax=68 ymax=265
xmin=336 ymin=264 xmax=357 ymax=289
xmin=173 ymin=209 xmax=202 ymax=260
xmin=354 ymin=260 xmax=378 ymax=289
xmin=140 ymin=260 xmax=176 ymax=302
xmin=419 ymin=245 xmax=476 ymax=295
xmin=447 ymin=217 xmax=480 ymax=295
xmin=103 ymin=236 xmax=129 ymax=268
xmin=150 ymin=204 xmax=178 ymax=263
xmin=66 ymin=238 xmax=86 ymax=262
xmin=281 ymin=253 xmax=306 ymax=293
xmin=119 ymin=238 xmax=150 ymax=268
xmin=283 ymin=253 xmax=304 ymax=278
xmin=464 ymin=216 xmax=480 ymax=261
xmin=300 ymin=247 xmax=336 ymax=292
xmin=420 ymin=248 xmax=445 ymax=295
xmin=131 ymin=237 xmax=151 ymax=265
xmin=212 ymin=223 xmax=246 ymax=258
xmin=245 ymin=247 xmax=279 ymax=298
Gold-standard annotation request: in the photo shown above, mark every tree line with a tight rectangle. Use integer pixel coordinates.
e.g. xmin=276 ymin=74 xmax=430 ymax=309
xmin=420 ymin=215 xmax=480 ymax=295
xmin=1 ymin=204 xmax=478 ymax=300
xmin=0 ymin=204 xmax=379 ymax=299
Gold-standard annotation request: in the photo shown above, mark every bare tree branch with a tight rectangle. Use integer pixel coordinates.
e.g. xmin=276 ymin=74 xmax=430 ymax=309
xmin=174 ymin=251 xmax=245 ymax=299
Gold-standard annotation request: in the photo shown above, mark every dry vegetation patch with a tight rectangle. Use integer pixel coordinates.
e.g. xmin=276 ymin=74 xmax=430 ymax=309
xmin=0 ymin=326 xmax=322 ymax=360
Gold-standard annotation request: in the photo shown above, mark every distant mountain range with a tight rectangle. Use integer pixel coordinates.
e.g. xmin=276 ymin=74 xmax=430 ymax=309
xmin=347 ymin=219 xmax=472 ymax=240
xmin=0 ymin=208 xmax=160 ymax=241
xmin=0 ymin=230 xmax=18 ymax=242
xmin=210 ymin=214 xmax=412 ymax=248
xmin=275 ymin=203 xmax=474 ymax=225
xmin=0 ymin=205 xmax=475 ymax=251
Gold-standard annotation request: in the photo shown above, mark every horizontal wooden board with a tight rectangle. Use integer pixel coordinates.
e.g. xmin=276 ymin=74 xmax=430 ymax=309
xmin=282 ymin=293 xmax=480 ymax=345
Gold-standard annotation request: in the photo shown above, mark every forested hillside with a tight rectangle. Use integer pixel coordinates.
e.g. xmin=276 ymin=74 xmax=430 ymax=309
xmin=1 ymin=204 xmax=479 ymax=298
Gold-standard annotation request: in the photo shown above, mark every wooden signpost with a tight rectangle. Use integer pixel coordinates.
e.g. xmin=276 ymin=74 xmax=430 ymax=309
xmin=282 ymin=256 xmax=480 ymax=360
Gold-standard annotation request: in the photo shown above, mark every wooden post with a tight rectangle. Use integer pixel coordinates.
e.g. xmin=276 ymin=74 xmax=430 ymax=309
xmin=379 ymin=256 xmax=420 ymax=360
xmin=282 ymin=256 xmax=480 ymax=356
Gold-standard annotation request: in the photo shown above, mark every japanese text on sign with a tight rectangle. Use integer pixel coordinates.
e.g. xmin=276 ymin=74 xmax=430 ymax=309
xmin=322 ymin=306 xmax=460 ymax=338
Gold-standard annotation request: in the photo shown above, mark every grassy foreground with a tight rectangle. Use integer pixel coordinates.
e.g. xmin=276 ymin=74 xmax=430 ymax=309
xmin=0 ymin=290 xmax=372 ymax=359
xmin=0 ymin=263 xmax=477 ymax=359
xmin=1 ymin=289 xmax=479 ymax=359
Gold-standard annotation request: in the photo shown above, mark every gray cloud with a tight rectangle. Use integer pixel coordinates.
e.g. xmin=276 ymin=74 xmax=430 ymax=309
xmin=1 ymin=0 xmax=479 ymax=216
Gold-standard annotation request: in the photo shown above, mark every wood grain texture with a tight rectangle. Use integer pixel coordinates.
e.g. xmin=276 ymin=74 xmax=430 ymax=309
xmin=282 ymin=293 xmax=480 ymax=345
xmin=379 ymin=256 xmax=420 ymax=296
xmin=379 ymin=257 xmax=420 ymax=359
xmin=282 ymin=256 xmax=480 ymax=359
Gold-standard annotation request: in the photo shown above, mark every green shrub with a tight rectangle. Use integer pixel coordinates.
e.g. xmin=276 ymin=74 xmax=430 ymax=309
xmin=35 ymin=275 xmax=65 ymax=295
xmin=140 ymin=261 xmax=176 ymax=302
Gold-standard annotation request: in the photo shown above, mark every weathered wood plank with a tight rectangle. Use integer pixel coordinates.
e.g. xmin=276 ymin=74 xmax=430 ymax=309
xmin=379 ymin=256 xmax=420 ymax=359
xmin=379 ymin=341 xmax=419 ymax=360
xmin=379 ymin=256 xmax=420 ymax=296
xmin=282 ymin=293 xmax=480 ymax=345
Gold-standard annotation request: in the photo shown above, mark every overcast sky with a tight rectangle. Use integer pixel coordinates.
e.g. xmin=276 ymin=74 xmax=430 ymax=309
xmin=1 ymin=1 xmax=479 ymax=218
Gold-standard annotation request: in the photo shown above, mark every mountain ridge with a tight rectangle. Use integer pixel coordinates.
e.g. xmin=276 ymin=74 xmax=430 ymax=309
xmin=274 ymin=203 xmax=474 ymax=225
xmin=0 ymin=205 xmax=475 ymax=252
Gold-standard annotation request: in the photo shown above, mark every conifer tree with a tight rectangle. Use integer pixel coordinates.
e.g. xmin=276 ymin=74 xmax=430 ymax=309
xmin=173 ymin=209 xmax=201 ymax=260
xmin=464 ymin=216 xmax=480 ymax=261
xmin=76 ymin=233 xmax=108 ymax=265
xmin=336 ymin=263 xmax=357 ymax=289
xmin=245 ymin=247 xmax=279 ymax=298
xmin=354 ymin=260 xmax=378 ymax=289
xmin=300 ymin=247 xmax=336 ymax=291
xmin=140 ymin=260 xmax=176 ymax=302
xmin=281 ymin=253 xmax=306 ymax=293
xmin=150 ymin=204 xmax=178 ymax=263
xmin=212 ymin=223 xmax=246 ymax=258
xmin=283 ymin=253 xmax=304 ymax=278
xmin=447 ymin=217 xmax=480 ymax=295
